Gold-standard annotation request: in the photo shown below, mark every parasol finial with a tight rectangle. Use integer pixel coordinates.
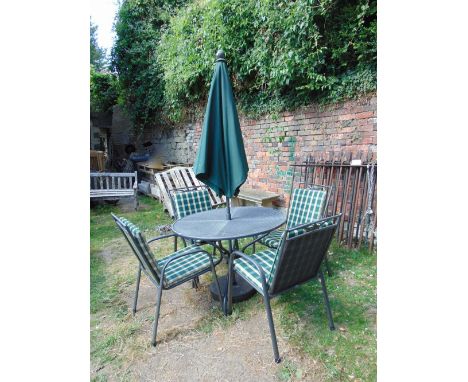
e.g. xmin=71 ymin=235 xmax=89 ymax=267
xmin=216 ymin=49 xmax=225 ymax=62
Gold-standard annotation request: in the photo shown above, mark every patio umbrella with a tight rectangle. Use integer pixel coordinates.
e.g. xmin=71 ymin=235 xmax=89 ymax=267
xmin=193 ymin=50 xmax=249 ymax=220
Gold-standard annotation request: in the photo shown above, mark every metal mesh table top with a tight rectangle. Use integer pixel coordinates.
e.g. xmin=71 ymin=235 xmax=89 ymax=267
xmin=172 ymin=206 xmax=286 ymax=241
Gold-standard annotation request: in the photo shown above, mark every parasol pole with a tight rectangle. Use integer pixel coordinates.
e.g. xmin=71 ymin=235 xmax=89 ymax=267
xmin=226 ymin=197 xmax=232 ymax=220
xmin=215 ymin=49 xmax=232 ymax=221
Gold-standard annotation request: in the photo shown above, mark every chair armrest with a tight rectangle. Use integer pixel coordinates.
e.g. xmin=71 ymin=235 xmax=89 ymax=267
xmin=133 ymin=171 xmax=138 ymax=189
xmin=241 ymin=231 xmax=274 ymax=252
xmin=147 ymin=232 xmax=177 ymax=244
xmin=156 ymin=224 xmax=174 ymax=235
xmin=285 ymin=213 xmax=342 ymax=234
xmin=212 ymin=201 xmax=226 ymax=209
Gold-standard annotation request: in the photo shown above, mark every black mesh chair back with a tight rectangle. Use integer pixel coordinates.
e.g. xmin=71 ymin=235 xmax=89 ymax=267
xmin=269 ymin=214 xmax=340 ymax=296
xmin=111 ymin=214 xmax=161 ymax=284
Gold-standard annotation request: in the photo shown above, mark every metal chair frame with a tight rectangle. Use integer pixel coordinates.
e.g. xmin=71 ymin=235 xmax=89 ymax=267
xmin=112 ymin=214 xmax=223 ymax=347
xmin=229 ymin=214 xmax=341 ymax=363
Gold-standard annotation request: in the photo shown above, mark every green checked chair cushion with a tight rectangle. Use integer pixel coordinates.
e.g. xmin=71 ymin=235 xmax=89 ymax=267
xmin=120 ymin=217 xmax=217 ymax=288
xmin=233 ymin=249 xmax=277 ymax=291
xmin=259 ymin=228 xmax=308 ymax=249
xmin=261 ymin=230 xmax=284 ymax=248
xmin=287 ymin=188 xmax=327 ymax=228
xmin=157 ymin=244 xmax=218 ymax=287
xmin=259 ymin=188 xmax=327 ymax=249
xmin=172 ymin=189 xmax=212 ymax=219
xmin=237 ymin=217 xmax=337 ymax=292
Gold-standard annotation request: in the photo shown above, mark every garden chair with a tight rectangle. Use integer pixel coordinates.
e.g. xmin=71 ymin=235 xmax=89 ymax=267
xmin=111 ymin=214 xmax=223 ymax=347
xmin=228 ymin=214 xmax=341 ymax=363
xmin=169 ymin=186 xmax=219 ymax=287
xmin=258 ymin=185 xmax=333 ymax=274
xmin=156 ymin=186 xmax=215 ymax=252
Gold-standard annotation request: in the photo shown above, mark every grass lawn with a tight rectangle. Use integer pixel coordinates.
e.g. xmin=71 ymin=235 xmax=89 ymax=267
xmin=90 ymin=196 xmax=376 ymax=381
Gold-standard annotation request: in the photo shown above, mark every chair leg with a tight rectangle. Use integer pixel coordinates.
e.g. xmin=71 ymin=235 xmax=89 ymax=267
xmin=263 ymin=292 xmax=281 ymax=363
xmin=133 ymin=266 xmax=141 ymax=315
xmin=192 ymin=276 xmax=200 ymax=289
xmin=151 ymin=284 xmax=164 ymax=347
xmin=318 ymin=271 xmax=335 ymax=330
xmin=324 ymin=254 xmax=332 ymax=277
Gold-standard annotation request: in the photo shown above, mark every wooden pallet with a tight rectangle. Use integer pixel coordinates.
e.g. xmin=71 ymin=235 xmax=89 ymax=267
xmin=155 ymin=166 xmax=225 ymax=217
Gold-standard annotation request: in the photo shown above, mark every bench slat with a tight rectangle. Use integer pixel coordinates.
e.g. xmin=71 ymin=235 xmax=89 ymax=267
xmin=180 ymin=168 xmax=193 ymax=188
xmin=172 ymin=169 xmax=185 ymax=189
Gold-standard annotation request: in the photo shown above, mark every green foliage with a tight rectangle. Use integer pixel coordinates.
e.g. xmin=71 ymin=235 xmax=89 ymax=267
xmin=111 ymin=0 xmax=188 ymax=130
xmin=90 ymin=66 xmax=119 ymax=113
xmin=112 ymin=0 xmax=376 ymax=126
xmin=158 ymin=0 xmax=376 ymax=121
xmin=90 ymin=20 xmax=107 ymax=71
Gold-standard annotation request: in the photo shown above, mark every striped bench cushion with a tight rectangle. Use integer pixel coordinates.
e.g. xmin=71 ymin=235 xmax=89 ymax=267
xmin=234 ymin=249 xmax=277 ymax=291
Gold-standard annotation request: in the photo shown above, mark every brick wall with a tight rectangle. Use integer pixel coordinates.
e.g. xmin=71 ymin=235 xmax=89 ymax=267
xmin=237 ymin=95 xmax=377 ymax=203
xmin=111 ymin=94 xmax=376 ymax=204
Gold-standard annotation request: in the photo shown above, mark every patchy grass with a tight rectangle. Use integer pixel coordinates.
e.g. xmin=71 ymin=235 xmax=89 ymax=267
xmin=90 ymin=196 xmax=171 ymax=377
xmin=90 ymin=196 xmax=171 ymax=252
xmin=277 ymin=242 xmax=377 ymax=381
xmin=90 ymin=196 xmax=376 ymax=381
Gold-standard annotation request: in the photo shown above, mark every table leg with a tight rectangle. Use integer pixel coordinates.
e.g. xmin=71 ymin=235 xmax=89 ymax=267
xmin=208 ymin=240 xmax=256 ymax=315
xmin=225 ymin=241 xmax=234 ymax=315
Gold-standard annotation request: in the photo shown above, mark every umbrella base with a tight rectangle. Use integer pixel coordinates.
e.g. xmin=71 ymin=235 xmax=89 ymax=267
xmin=210 ymin=275 xmax=256 ymax=303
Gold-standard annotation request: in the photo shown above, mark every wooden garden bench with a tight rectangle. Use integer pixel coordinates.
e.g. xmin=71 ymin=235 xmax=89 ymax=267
xmin=90 ymin=171 xmax=138 ymax=210
xmin=233 ymin=187 xmax=280 ymax=207
xmin=154 ymin=166 xmax=225 ymax=217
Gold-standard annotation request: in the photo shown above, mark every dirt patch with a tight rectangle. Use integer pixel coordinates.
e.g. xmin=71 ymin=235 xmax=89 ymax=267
xmin=92 ymin=237 xmax=326 ymax=382
xmin=128 ymin=309 xmax=325 ymax=382
xmin=123 ymin=277 xmax=213 ymax=344
xmin=99 ymin=238 xmax=131 ymax=263
xmin=115 ymin=276 xmax=325 ymax=381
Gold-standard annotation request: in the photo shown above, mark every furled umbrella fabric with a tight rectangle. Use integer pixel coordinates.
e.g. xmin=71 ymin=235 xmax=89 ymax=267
xmin=193 ymin=50 xmax=249 ymax=206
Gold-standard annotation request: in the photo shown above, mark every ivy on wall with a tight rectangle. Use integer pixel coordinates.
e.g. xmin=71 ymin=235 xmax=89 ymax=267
xmin=112 ymin=0 xmax=376 ymax=128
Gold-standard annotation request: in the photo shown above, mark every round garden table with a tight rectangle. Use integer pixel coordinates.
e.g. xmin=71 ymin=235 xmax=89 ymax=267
xmin=172 ymin=206 xmax=286 ymax=315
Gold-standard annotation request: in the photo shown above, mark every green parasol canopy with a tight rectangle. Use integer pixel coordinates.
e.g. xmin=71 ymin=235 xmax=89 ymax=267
xmin=193 ymin=50 xmax=249 ymax=218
